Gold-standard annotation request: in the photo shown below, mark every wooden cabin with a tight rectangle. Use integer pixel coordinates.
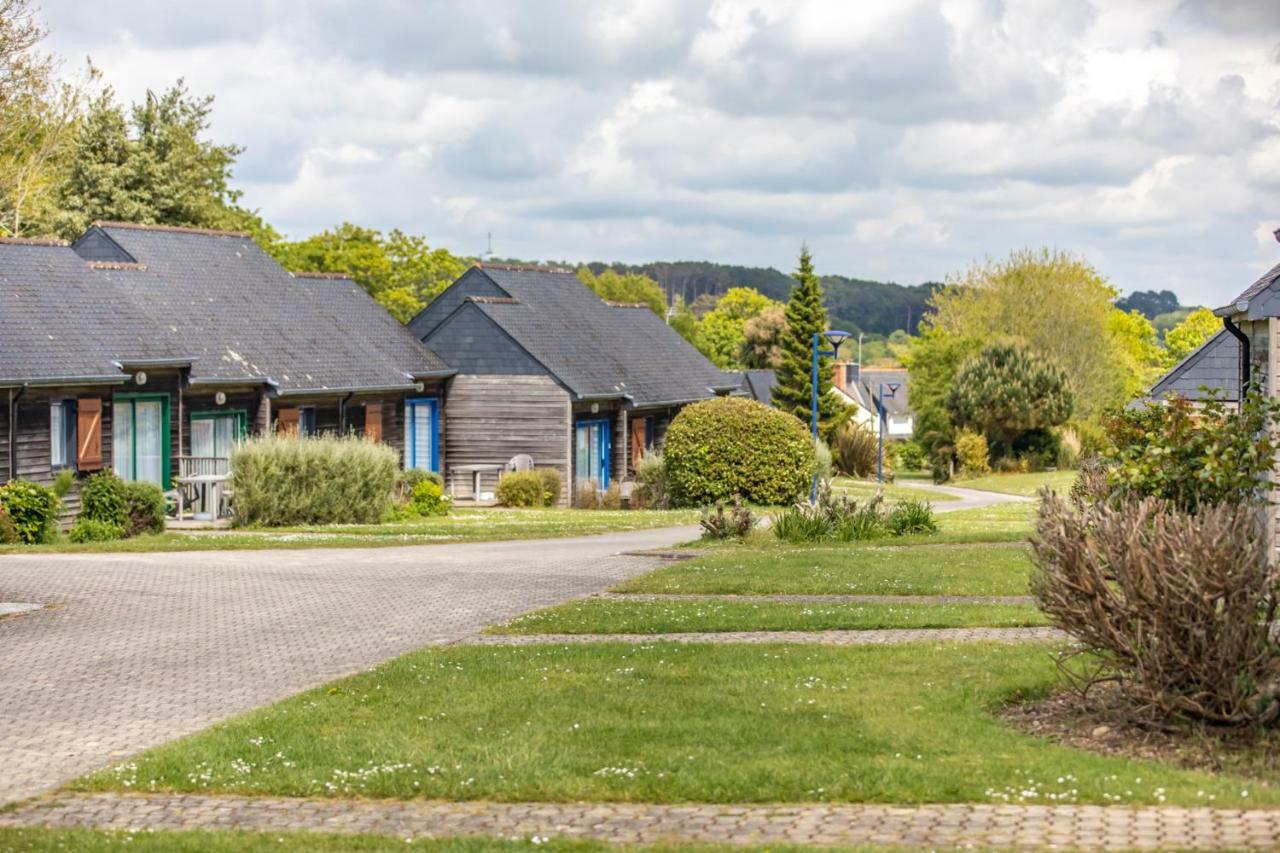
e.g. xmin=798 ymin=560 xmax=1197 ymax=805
xmin=409 ymin=264 xmax=740 ymax=504
xmin=0 ymin=224 xmax=453 ymax=518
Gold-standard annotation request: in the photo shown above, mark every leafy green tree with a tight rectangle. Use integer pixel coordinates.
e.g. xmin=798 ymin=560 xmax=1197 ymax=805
xmin=576 ymin=267 xmax=665 ymax=315
xmin=1164 ymin=307 xmax=1220 ymax=363
xmin=695 ymin=287 xmax=780 ymax=368
xmin=265 ymin=223 xmax=469 ymax=323
xmin=52 ymin=80 xmax=257 ymax=237
xmin=742 ymin=304 xmax=788 ymax=369
xmin=1107 ymin=308 xmax=1167 ymax=394
xmin=901 ymin=328 xmax=982 ymax=465
xmin=946 ymin=342 xmax=1072 ymax=457
xmin=926 ymin=248 xmax=1125 ymax=419
xmin=667 ymin=296 xmax=699 ymax=345
xmin=0 ymin=0 xmax=83 ymax=236
xmin=772 ymin=247 xmax=843 ymax=434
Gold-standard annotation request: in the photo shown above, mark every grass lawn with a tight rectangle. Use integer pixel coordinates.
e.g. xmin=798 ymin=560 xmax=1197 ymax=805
xmin=952 ymin=471 xmax=1076 ymax=497
xmin=75 ymin=642 xmax=1276 ymax=807
xmin=831 ymin=476 xmax=958 ymax=502
xmin=0 ymin=829 xmax=840 ymax=853
xmin=612 ymin=541 xmax=1034 ymax=596
xmin=0 ymin=509 xmax=700 ymax=555
xmin=488 ymin=599 xmax=1046 ymax=634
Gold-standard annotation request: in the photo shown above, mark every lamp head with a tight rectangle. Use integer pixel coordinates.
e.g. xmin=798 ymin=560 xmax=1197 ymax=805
xmin=885 ymin=382 xmax=901 ymax=397
xmin=823 ymin=329 xmax=853 ymax=349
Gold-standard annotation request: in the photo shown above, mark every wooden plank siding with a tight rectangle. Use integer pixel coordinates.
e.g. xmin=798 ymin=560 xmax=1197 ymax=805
xmin=444 ymin=374 xmax=571 ymax=505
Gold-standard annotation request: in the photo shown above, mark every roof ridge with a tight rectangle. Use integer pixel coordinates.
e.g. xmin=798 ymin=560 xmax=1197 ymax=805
xmin=291 ymin=271 xmax=354 ymax=281
xmin=606 ymin=301 xmax=650 ymax=309
xmin=86 ymin=261 xmax=148 ymax=271
xmin=0 ymin=236 xmax=68 ymax=247
xmin=92 ymin=221 xmax=251 ymax=239
xmin=478 ymin=261 xmax=575 ymax=275
xmin=467 ymin=295 xmax=521 ymax=305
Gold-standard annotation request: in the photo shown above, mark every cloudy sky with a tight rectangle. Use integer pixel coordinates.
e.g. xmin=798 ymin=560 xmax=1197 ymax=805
xmin=37 ymin=0 xmax=1280 ymax=305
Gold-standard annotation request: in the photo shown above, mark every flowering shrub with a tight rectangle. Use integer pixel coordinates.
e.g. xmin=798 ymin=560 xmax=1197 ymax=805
xmin=1103 ymin=388 xmax=1280 ymax=513
xmin=408 ymin=479 xmax=450 ymax=517
xmin=0 ymin=479 xmax=59 ymax=544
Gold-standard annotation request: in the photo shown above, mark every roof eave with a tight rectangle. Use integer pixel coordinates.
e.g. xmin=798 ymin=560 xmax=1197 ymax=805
xmin=0 ymin=374 xmax=128 ymax=389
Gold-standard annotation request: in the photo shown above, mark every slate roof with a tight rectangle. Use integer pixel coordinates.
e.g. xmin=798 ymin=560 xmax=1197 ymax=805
xmin=1148 ymin=329 xmax=1240 ymax=401
xmin=857 ymin=369 xmax=911 ymax=415
xmin=738 ymin=369 xmax=777 ymax=405
xmin=1217 ymin=260 xmax=1280 ymax=318
xmin=428 ymin=265 xmax=739 ymax=407
xmin=0 ymin=223 xmax=451 ymax=392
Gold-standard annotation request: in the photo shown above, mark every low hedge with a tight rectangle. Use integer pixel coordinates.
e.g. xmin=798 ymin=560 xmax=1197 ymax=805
xmin=80 ymin=471 xmax=128 ymax=528
xmin=123 ymin=481 xmax=166 ymax=536
xmin=230 ymin=435 xmax=399 ymax=526
xmin=663 ymin=397 xmax=815 ymax=506
xmin=496 ymin=471 xmax=543 ymax=507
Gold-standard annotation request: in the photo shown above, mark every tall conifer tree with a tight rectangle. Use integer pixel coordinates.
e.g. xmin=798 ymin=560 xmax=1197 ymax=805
xmin=772 ymin=246 xmax=843 ymax=434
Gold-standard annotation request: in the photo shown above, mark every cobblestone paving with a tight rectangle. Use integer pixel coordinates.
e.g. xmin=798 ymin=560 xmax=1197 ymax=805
xmin=597 ymin=592 xmax=1035 ymax=605
xmin=467 ymin=626 xmax=1066 ymax=645
xmin=5 ymin=793 xmax=1280 ymax=850
xmin=0 ymin=526 xmax=699 ymax=805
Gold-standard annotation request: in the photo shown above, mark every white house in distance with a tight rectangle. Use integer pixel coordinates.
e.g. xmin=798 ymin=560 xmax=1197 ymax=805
xmin=832 ymin=364 xmax=914 ymax=439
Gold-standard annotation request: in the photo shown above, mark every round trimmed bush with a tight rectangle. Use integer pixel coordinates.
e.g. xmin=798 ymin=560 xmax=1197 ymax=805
xmin=122 ymin=481 xmax=166 ymax=536
xmin=663 ymin=397 xmax=815 ymax=507
xmin=0 ymin=479 xmax=60 ymax=544
xmin=496 ymin=471 xmax=544 ymax=507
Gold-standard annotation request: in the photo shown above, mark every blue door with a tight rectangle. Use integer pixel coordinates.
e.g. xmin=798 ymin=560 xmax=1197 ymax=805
xmin=574 ymin=419 xmax=611 ymax=488
xmin=405 ymin=398 xmax=439 ymax=471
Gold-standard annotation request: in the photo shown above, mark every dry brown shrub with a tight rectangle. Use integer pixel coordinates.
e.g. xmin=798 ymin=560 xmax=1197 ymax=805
xmin=1030 ymin=492 xmax=1280 ymax=726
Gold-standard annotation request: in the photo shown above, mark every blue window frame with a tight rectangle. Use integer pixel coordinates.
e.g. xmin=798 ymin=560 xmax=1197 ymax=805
xmin=574 ymin=419 xmax=611 ymax=488
xmin=405 ymin=397 xmax=439 ymax=472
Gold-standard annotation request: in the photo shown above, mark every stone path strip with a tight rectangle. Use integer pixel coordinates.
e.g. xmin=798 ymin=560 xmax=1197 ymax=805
xmin=467 ymin=626 xmax=1065 ymax=646
xmin=6 ymin=793 xmax=1280 ymax=850
xmin=597 ymin=592 xmax=1035 ymax=605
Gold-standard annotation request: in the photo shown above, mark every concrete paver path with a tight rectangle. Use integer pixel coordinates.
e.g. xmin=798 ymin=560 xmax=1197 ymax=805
xmin=472 ymin=626 xmax=1065 ymax=646
xmin=5 ymin=793 xmax=1280 ymax=851
xmin=0 ymin=525 xmax=698 ymax=805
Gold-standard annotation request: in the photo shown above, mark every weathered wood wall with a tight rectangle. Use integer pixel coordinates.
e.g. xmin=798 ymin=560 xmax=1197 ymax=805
xmin=445 ymin=374 xmax=571 ymax=505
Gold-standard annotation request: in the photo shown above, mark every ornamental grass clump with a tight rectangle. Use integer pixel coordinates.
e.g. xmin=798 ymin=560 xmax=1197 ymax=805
xmin=230 ymin=434 xmax=398 ymax=526
xmin=1030 ymin=492 xmax=1280 ymax=727
xmin=771 ymin=481 xmax=936 ymax=543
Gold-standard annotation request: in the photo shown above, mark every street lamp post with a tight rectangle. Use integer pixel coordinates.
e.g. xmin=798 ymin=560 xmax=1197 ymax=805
xmin=811 ymin=329 xmax=852 ymax=503
xmin=876 ymin=381 xmax=900 ymax=484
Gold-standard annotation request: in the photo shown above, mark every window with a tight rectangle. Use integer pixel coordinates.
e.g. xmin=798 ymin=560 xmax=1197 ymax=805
xmin=113 ymin=394 xmax=170 ymax=485
xmin=50 ymin=400 xmax=76 ymax=470
xmin=190 ymin=411 xmax=247 ymax=458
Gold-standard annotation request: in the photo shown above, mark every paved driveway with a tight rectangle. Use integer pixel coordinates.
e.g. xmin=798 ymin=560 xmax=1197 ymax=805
xmin=0 ymin=525 xmax=697 ymax=805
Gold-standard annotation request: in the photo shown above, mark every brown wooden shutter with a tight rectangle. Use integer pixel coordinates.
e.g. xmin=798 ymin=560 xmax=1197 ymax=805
xmin=364 ymin=402 xmax=383 ymax=443
xmin=277 ymin=407 xmax=300 ymax=437
xmin=76 ymin=397 xmax=103 ymax=471
xmin=630 ymin=417 xmax=646 ymax=467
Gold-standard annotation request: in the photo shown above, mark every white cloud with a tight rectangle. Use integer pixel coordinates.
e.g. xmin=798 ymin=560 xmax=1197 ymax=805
xmin=35 ymin=0 xmax=1280 ymax=305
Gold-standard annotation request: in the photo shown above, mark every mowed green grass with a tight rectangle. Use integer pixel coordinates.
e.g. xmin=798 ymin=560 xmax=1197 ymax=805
xmin=952 ymin=471 xmax=1076 ymax=497
xmin=487 ymin=599 xmax=1046 ymax=634
xmin=0 ymin=509 xmax=700 ymax=554
xmin=831 ymin=476 xmax=958 ymax=502
xmin=612 ymin=542 xmax=1034 ymax=596
xmin=75 ymin=643 xmax=1275 ymax=807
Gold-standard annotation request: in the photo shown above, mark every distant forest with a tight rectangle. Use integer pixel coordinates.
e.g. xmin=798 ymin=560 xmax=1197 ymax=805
xmin=583 ymin=261 xmax=939 ymax=337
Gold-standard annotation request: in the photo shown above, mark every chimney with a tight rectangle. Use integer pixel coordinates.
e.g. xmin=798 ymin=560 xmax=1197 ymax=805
xmin=831 ymin=363 xmax=845 ymax=391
